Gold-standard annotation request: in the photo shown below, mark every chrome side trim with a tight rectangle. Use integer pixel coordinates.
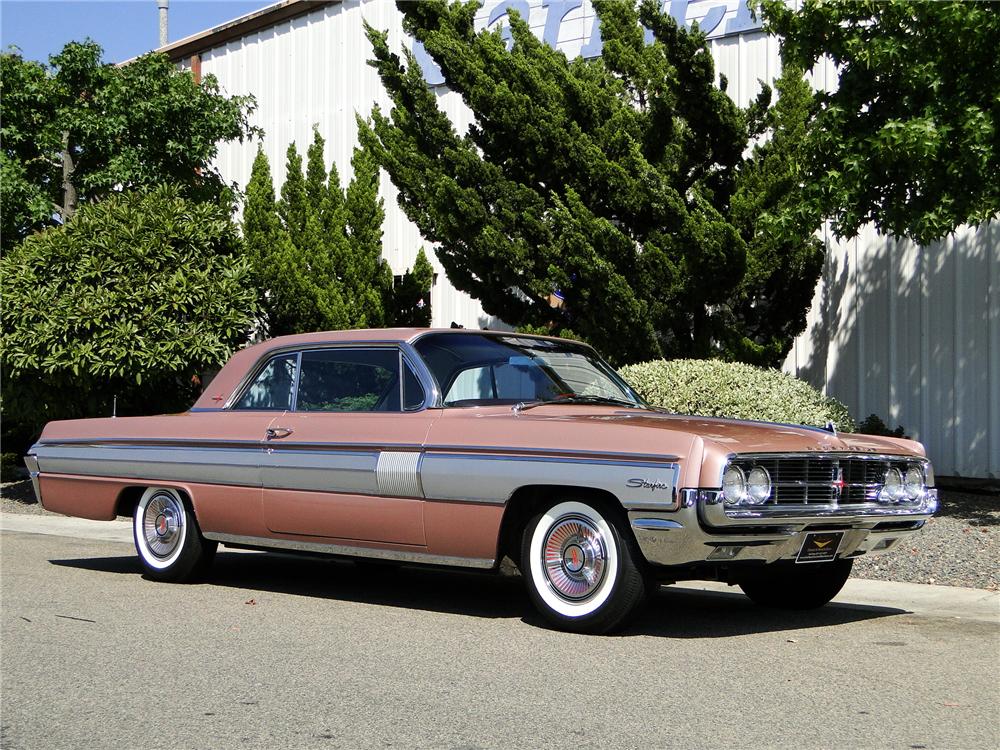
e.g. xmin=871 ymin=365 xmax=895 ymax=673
xmin=376 ymin=451 xmax=423 ymax=498
xmin=36 ymin=436 xmax=679 ymax=465
xmin=631 ymin=518 xmax=684 ymax=531
xmin=426 ymin=445 xmax=679 ymax=463
xmin=32 ymin=439 xmax=683 ymax=507
xmin=23 ymin=454 xmax=41 ymax=503
xmin=203 ymin=532 xmax=495 ymax=569
xmin=37 ymin=437 xmax=268 ymax=448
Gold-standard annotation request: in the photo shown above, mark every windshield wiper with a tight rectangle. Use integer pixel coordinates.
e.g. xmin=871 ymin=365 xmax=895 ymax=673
xmin=513 ymin=395 xmax=640 ymax=413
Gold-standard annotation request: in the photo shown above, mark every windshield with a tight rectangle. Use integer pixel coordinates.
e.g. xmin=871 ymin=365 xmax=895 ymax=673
xmin=413 ymin=333 xmax=644 ymax=408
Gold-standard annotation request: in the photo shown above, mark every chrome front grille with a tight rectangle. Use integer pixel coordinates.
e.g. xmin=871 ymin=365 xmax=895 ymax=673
xmin=727 ymin=455 xmax=916 ymax=506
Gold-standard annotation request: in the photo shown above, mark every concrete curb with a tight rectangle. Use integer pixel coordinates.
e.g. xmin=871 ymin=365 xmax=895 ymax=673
xmin=673 ymin=580 xmax=999 ymax=624
xmin=4 ymin=511 xmax=998 ymax=624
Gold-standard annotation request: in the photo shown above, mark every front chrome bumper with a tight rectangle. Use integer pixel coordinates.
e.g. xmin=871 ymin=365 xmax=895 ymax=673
xmin=630 ymin=489 xmax=938 ymax=568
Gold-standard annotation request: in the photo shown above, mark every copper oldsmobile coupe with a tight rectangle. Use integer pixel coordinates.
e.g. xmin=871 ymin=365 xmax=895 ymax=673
xmin=26 ymin=329 xmax=938 ymax=633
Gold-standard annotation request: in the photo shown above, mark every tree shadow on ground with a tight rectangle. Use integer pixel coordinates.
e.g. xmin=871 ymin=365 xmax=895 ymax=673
xmin=51 ymin=549 xmax=906 ymax=638
xmin=932 ymin=489 xmax=1000 ymax=527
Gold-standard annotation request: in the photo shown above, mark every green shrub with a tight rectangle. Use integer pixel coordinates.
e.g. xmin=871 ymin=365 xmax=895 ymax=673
xmin=857 ymin=413 xmax=908 ymax=439
xmin=1 ymin=452 xmax=23 ymax=480
xmin=1 ymin=185 xmax=257 ymax=444
xmin=619 ymin=359 xmax=856 ymax=432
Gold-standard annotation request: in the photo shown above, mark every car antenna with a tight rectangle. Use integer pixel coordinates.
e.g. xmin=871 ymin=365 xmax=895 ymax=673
xmin=112 ymin=395 xmax=117 ymax=418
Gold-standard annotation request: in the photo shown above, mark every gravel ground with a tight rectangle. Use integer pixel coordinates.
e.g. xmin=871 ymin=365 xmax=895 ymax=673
xmin=3 ymin=479 xmax=997 ymax=590
xmin=851 ymin=489 xmax=999 ymax=591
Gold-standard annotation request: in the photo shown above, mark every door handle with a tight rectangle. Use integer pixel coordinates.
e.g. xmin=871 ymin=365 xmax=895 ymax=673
xmin=266 ymin=427 xmax=294 ymax=440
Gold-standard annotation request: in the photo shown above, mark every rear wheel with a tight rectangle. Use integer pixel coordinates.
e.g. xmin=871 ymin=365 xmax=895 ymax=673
xmin=739 ymin=559 xmax=853 ymax=609
xmin=521 ymin=499 xmax=647 ymax=633
xmin=133 ymin=487 xmax=216 ymax=582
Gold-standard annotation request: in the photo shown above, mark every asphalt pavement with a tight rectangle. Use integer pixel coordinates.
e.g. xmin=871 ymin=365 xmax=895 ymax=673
xmin=2 ymin=513 xmax=998 ymax=750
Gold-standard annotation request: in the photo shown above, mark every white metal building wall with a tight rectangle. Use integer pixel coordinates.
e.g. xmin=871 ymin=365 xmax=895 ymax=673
xmin=784 ymin=224 xmax=1000 ymax=479
xmin=196 ymin=0 xmax=998 ymax=477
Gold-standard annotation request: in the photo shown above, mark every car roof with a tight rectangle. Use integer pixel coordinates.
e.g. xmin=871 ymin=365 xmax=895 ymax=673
xmin=191 ymin=328 xmax=577 ymax=410
xmin=252 ymin=327 xmax=564 ymax=349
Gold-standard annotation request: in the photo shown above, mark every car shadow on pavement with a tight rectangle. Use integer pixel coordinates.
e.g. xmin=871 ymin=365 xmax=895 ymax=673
xmin=50 ymin=550 xmax=528 ymax=620
xmin=620 ymin=586 xmax=907 ymax=638
xmin=50 ymin=550 xmax=907 ymax=636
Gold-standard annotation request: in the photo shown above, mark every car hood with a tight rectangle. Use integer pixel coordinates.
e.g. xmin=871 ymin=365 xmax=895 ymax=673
xmin=522 ymin=408 xmax=926 ymax=458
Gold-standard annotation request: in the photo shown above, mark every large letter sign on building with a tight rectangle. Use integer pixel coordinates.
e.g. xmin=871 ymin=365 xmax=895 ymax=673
xmin=412 ymin=0 xmax=762 ymax=85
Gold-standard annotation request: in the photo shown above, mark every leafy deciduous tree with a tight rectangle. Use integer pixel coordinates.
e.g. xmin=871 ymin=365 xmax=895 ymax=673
xmin=761 ymin=0 xmax=1000 ymax=243
xmin=0 ymin=40 xmax=257 ymax=253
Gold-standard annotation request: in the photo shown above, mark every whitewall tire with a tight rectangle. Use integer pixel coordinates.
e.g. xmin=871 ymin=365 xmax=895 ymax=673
xmin=522 ymin=499 xmax=647 ymax=633
xmin=133 ymin=487 xmax=216 ymax=582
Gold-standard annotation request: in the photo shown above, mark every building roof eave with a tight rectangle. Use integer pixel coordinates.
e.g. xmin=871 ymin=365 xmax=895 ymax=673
xmin=134 ymin=0 xmax=339 ymax=64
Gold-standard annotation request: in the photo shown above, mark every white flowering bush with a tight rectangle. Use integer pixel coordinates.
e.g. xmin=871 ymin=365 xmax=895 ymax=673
xmin=619 ymin=359 xmax=856 ymax=432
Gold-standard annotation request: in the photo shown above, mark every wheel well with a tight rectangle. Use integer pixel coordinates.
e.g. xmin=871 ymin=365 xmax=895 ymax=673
xmin=114 ymin=487 xmax=144 ymax=519
xmin=114 ymin=485 xmax=195 ymax=519
xmin=497 ymin=485 xmax=626 ymax=569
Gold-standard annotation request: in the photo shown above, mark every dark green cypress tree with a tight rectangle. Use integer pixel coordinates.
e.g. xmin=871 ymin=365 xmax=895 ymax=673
xmin=392 ymin=247 xmax=434 ymax=327
xmin=727 ymin=67 xmax=824 ymax=365
xmin=343 ymin=143 xmax=392 ymax=327
xmin=305 ymin=126 xmax=328 ymax=209
xmin=248 ymin=141 xmax=348 ymax=335
xmin=278 ymin=143 xmax=309 ymax=251
xmin=360 ymin=0 xmax=824 ymax=366
xmin=243 ymin=146 xmax=282 ymax=293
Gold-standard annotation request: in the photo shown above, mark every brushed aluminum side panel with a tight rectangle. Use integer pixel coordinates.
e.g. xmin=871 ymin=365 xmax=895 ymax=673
xmin=419 ymin=453 xmax=680 ymax=509
xmin=263 ymin=448 xmax=378 ymax=494
xmin=32 ymin=443 xmax=262 ymax=487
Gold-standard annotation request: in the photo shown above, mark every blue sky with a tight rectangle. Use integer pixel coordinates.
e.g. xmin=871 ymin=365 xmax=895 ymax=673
xmin=1 ymin=0 xmax=272 ymax=64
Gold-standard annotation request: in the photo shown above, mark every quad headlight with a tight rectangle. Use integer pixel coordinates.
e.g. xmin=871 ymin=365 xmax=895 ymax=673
xmin=746 ymin=466 xmax=772 ymax=504
xmin=879 ymin=467 xmax=906 ymax=503
xmin=722 ymin=466 xmax=747 ymax=505
xmin=878 ymin=463 xmax=930 ymax=504
xmin=722 ymin=464 xmax=771 ymax=506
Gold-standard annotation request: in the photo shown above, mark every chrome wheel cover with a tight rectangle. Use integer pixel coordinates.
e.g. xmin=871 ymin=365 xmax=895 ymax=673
xmin=142 ymin=492 xmax=184 ymax=560
xmin=541 ymin=514 xmax=608 ymax=601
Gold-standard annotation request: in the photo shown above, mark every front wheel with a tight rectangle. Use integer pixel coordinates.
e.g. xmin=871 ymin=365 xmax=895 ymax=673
xmin=739 ymin=559 xmax=853 ymax=610
xmin=133 ymin=487 xmax=216 ymax=582
xmin=521 ymin=499 xmax=648 ymax=633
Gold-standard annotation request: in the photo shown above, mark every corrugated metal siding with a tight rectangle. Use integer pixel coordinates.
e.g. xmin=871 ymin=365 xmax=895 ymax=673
xmin=196 ymin=0 xmax=998 ymax=476
xmin=784 ymin=223 xmax=999 ymax=478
